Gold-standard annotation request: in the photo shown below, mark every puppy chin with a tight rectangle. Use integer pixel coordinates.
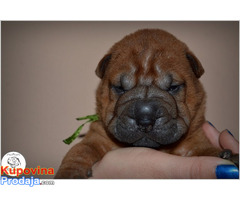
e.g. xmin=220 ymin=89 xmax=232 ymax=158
xmin=132 ymin=137 xmax=161 ymax=148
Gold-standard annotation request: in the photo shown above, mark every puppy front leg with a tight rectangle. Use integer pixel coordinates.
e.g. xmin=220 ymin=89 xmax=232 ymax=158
xmin=55 ymin=122 xmax=117 ymax=179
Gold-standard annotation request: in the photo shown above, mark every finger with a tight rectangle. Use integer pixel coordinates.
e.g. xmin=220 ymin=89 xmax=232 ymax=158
xmin=202 ymin=122 xmax=221 ymax=149
xmin=219 ymin=130 xmax=239 ymax=154
xmin=141 ymin=152 xmax=238 ymax=179
xmin=91 ymin=147 xmax=238 ymax=179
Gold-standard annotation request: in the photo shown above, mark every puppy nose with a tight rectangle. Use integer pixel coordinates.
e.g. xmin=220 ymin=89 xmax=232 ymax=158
xmin=135 ymin=101 xmax=157 ymax=131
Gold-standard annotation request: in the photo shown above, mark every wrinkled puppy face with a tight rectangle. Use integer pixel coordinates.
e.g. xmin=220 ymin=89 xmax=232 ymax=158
xmin=96 ymin=29 xmax=205 ymax=148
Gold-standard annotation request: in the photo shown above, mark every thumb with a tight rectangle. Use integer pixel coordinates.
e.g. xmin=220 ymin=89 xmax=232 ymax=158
xmin=159 ymin=154 xmax=239 ymax=179
xmin=91 ymin=148 xmax=239 ymax=179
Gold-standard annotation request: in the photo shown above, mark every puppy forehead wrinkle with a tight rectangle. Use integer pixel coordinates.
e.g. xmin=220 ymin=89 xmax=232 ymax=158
xmin=120 ymin=64 xmax=137 ymax=89
xmin=156 ymin=74 xmax=173 ymax=89
xmin=139 ymin=75 xmax=153 ymax=86
xmin=143 ymin=51 xmax=151 ymax=72
xmin=155 ymin=64 xmax=162 ymax=74
xmin=129 ymin=63 xmax=137 ymax=73
xmin=152 ymin=64 xmax=172 ymax=89
xmin=122 ymin=74 xmax=135 ymax=89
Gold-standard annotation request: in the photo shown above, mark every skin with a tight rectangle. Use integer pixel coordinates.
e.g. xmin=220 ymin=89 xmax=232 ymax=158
xmin=56 ymin=30 xmax=237 ymax=179
xmin=90 ymin=122 xmax=239 ymax=179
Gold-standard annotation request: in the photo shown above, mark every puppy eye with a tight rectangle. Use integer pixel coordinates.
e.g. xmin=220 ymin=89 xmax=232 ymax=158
xmin=167 ymin=84 xmax=182 ymax=93
xmin=112 ymin=85 xmax=126 ymax=95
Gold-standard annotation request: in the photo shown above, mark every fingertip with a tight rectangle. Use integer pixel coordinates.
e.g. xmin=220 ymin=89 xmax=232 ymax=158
xmin=207 ymin=121 xmax=215 ymax=128
xmin=219 ymin=130 xmax=239 ymax=154
xmin=216 ymin=165 xmax=239 ymax=179
xmin=188 ymin=156 xmax=237 ymax=179
xmin=202 ymin=121 xmax=217 ymax=134
xmin=227 ymin=129 xmax=234 ymax=137
xmin=202 ymin=121 xmax=221 ymax=149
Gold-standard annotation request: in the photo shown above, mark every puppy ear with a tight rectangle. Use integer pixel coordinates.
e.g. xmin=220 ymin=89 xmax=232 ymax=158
xmin=95 ymin=54 xmax=112 ymax=79
xmin=186 ymin=51 xmax=204 ymax=78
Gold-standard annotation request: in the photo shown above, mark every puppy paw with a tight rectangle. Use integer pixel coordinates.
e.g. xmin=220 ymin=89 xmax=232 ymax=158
xmin=55 ymin=165 xmax=93 ymax=179
xmin=219 ymin=149 xmax=239 ymax=168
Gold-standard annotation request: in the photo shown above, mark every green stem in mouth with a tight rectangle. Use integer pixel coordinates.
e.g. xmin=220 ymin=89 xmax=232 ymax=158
xmin=63 ymin=114 xmax=99 ymax=145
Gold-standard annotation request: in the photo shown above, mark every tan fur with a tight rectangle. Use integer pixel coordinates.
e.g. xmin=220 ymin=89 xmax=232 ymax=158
xmin=55 ymin=29 xmax=222 ymax=179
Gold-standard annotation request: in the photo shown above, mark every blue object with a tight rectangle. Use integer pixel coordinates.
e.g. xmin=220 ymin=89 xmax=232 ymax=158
xmin=207 ymin=121 xmax=215 ymax=128
xmin=227 ymin=129 xmax=234 ymax=137
xmin=216 ymin=165 xmax=239 ymax=179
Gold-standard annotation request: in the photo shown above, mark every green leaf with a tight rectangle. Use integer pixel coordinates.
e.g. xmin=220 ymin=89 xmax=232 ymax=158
xmin=76 ymin=114 xmax=99 ymax=121
xmin=63 ymin=114 xmax=99 ymax=145
xmin=63 ymin=123 xmax=85 ymax=145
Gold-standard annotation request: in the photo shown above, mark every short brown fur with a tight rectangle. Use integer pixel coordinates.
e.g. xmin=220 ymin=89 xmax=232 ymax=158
xmin=55 ymin=29 xmax=231 ymax=178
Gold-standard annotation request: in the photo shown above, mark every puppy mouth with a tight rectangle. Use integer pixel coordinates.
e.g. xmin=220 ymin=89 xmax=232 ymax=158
xmin=108 ymin=97 xmax=188 ymax=148
xmin=113 ymin=118 xmax=184 ymax=148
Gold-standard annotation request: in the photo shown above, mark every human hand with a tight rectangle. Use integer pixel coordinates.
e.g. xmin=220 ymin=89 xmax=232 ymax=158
xmin=90 ymin=122 xmax=239 ymax=179
xmin=202 ymin=122 xmax=239 ymax=154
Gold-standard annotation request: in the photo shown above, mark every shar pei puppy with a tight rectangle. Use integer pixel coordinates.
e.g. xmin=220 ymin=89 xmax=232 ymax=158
xmin=55 ymin=29 xmax=238 ymax=178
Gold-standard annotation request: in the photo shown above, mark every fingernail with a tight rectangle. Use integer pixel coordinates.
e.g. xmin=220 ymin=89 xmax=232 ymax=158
xmin=227 ymin=129 xmax=234 ymax=137
xmin=216 ymin=165 xmax=239 ymax=179
xmin=208 ymin=121 xmax=215 ymax=128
